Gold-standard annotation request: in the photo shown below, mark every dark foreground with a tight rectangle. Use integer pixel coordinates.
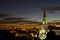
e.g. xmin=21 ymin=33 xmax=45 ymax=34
xmin=0 ymin=30 xmax=60 ymax=40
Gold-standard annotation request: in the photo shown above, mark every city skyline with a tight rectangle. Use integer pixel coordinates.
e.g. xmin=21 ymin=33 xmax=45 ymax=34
xmin=0 ymin=0 xmax=60 ymax=22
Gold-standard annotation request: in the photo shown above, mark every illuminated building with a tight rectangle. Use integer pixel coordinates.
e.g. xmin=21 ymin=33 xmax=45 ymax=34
xmin=42 ymin=8 xmax=47 ymax=25
xmin=39 ymin=8 xmax=49 ymax=40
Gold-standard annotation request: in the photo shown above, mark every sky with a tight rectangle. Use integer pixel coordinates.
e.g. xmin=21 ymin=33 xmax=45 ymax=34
xmin=0 ymin=0 xmax=60 ymax=22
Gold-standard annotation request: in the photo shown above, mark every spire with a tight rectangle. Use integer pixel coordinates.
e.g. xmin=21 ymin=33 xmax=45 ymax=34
xmin=42 ymin=8 xmax=47 ymax=24
xmin=43 ymin=8 xmax=46 ymax=17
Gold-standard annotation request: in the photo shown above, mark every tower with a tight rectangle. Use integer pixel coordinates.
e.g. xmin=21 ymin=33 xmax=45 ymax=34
xmin=42 ymin=8 xmax=47 ymax=25
xmin=42 ymin=8 xmax=48 ymax=30
xmin=39 ymin=8 xmax=49 ymax=40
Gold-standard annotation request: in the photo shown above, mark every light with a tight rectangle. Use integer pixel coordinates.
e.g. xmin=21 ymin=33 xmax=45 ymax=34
xmin=42 ymin=21 xmax=47 ymax=24
xmin=39 ymin=29 xmax=47 ymax=40
xmin=43 ymin=22 xmax=44 ymax=24
xmin=39 ymin=29 xmax=46 ymax=33
xmin=42 ymin=29 xmax=46 ymax=33
xmin=13 ymin=27 xmax=17 ymax=29
xmin=40 ymin=34 xmax=47 ymax=40
xmin=35 ymin=34 xmax=37 ymax=37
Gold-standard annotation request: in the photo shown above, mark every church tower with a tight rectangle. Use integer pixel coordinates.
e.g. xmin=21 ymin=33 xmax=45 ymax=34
xmin=42 ymin=8 xmax=47 ymax=25
xmin=38 ymin=8 xmax=49 ymax=40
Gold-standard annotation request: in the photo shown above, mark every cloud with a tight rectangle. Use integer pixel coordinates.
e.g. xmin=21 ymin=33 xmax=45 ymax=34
xmin=4 ymin=17 xmax=29 ymax=21
xmin=46 ymin=7 xmax=60 ymax=11
xmin=47 ymin=11 xmax=56 ymax=13
xmin=0 ymin=17 xmax=40 ymax=24
xmin=1 ymin=17 xmax=29 ymax=23
xmin=0 ymin=13 xmax=10 ymax=18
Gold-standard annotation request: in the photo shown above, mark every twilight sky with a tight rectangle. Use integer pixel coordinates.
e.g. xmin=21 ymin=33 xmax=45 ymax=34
xmin=0 ymin=0 xmax=60 ymax=22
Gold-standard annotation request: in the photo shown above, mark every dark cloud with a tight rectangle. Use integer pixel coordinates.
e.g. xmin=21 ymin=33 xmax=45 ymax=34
xmin=48 ymin=11 xmax=55 ymax=13
xmin=0 ymin=17 xmax=40 ymax=24
xmin=47 ymin=11 xmax=56 ymax=13
xmin=46 ymin=7 xmax=60 ymax=11
xmin=4 ymin=17 xmax=28 ymax=20
xmin=0 ymin=13 xmax=10 ymax=18
xmin=1 ymin=17 xmax=30 ymax=23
